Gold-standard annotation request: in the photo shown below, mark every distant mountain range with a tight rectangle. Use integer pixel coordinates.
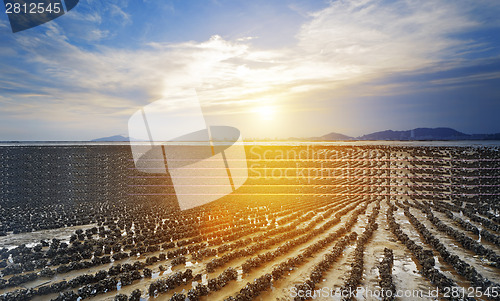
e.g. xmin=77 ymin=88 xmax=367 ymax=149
xmin=92 ymin=135 xmax=131 ymax=142
xmin=92 ymin=135 xmax=149 ymax=142
xmin=93 ymin=128 xmax=500 ymax=141
xmin=308 ymin=127 xmax=500 ymax=141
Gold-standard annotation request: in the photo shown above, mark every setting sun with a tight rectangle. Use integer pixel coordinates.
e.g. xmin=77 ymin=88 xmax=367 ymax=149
xmin=255 ymin=105 xmax=276 ymax=120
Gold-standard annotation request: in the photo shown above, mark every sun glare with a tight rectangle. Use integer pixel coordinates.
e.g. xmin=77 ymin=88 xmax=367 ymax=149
xmin=255 ymin=105 xmax=276 ymax=120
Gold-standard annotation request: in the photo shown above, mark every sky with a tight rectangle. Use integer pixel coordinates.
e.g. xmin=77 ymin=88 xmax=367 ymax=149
xmin=0 ymin=0 xmax=499 ymax=140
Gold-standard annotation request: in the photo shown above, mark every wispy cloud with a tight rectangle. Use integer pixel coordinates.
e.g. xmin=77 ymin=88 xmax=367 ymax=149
xmin=429 ymin=71 xmax=500 ymax=86
xmin=65 ymin=10 xmax=103 ymax=24
xmin=109 ymin=4 xmax=131 ymax=25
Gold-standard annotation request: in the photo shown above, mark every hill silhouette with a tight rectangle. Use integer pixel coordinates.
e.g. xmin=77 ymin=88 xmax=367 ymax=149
xmin=357 ymin=127 xmax=469 ymax=140
xmin=307 ymin=127 xmax=499 ymax=141
xmin=310 ymin=132 xmax=353 ymax=140
xmin=92 ymin=135 xmax=130 ymax=142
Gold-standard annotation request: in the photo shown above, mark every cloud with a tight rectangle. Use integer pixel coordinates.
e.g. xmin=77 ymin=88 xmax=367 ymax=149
xmin=429 ymin=71 xmax=500 ymax=86
xmin=65 ymin=11 xmax=103 ymax=24
xmin=2 ymin=32 xmax=250 ymax=115
xmin=1 ymin=0 xmax=499 ymax=139
xmin=195 ymin=0 xmax=495 ymax=109
xmin=109 ymin=4 xmax=131 ymax=24
xmin=299 ymin=1 xmax=479 ymax=73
